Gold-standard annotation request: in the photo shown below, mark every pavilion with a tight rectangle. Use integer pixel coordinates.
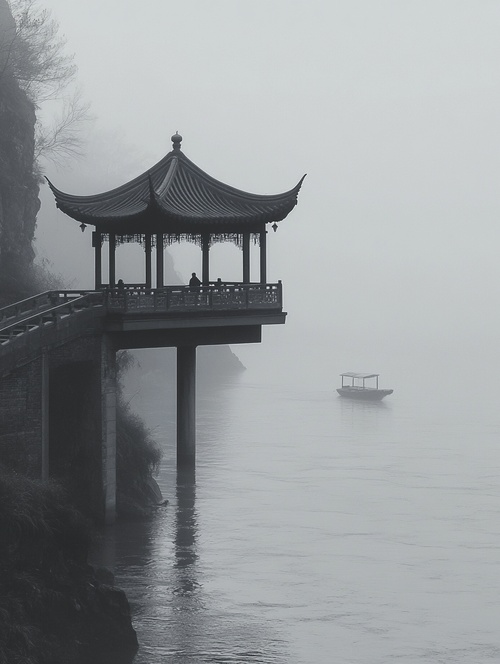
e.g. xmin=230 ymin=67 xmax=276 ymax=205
xmin=48 ymin=132 xmax=305 ymax=289
xmin=47 ymin=133 xmax=304 ymax=478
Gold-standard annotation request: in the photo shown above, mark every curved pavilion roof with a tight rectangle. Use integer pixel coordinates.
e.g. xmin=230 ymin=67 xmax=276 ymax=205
xmin=47 ymin=133 xmax=305 ymax=235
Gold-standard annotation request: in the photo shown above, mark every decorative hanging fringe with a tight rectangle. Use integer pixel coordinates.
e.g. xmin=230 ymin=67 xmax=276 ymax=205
xmin=101 ymin=231 xmax=263 ymax=248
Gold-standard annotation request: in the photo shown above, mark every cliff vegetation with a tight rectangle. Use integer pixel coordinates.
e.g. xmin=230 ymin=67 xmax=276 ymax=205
xmin=0 ymin=468 xmax=138 ymax=664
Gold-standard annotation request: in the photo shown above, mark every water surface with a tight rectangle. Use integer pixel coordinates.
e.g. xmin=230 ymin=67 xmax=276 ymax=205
xmin=92 ymin=347 xmax=500 ymax=663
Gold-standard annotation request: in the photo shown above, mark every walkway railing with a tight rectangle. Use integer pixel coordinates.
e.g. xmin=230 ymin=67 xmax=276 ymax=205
xmin=0 ymin=291 xmax=104 ymax=375
xmin=0 ymin=291 xmax=78 ymax=326
xmin=0 ymin=291 xmax=102 ymax=335
xmin=104 ymin=282 xmax=283 ymax=314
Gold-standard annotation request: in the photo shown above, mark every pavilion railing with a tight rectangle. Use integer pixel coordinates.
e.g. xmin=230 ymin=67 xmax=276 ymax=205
xmin=104 ymin=282 xmax=283 ymax=314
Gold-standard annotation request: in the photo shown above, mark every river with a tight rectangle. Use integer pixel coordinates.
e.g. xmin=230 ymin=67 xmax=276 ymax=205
xmin=91 ymin=342 xmax=500 ymax=663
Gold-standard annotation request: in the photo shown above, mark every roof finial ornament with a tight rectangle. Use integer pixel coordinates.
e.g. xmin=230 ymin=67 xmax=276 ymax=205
xmin=171 ymin=131 xmax=182 ymax=152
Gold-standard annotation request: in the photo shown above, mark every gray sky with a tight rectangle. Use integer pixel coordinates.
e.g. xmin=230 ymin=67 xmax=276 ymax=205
xmin=37 ymin=0 xmax=500 ymax=383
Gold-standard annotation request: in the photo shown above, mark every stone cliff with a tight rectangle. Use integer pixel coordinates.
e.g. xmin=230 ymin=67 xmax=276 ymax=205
xmin=0 ymin=0 xmax=41 ymax=305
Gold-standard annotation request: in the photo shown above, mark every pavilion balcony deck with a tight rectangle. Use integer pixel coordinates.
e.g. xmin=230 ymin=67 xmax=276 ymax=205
xmin=103 ymin=282 xmax=283 ymax=315
xmin=0 ymin=282 xmax=286 ymax=373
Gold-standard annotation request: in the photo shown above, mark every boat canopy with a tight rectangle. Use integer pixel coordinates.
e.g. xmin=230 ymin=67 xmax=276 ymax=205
xmin=340 ymin=372 xmax=379 ymax=379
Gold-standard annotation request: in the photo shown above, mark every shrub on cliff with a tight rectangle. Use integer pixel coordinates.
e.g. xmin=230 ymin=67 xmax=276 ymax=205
xmin=116 ymin=394 xmax=162 ymax=519
xmin=0 ymin=467 xmax=90 ymax=569
xmin=0 ymin=467 xmax=138 ymax=664
xmin=115 ymin=351 xmax=162 ymax=519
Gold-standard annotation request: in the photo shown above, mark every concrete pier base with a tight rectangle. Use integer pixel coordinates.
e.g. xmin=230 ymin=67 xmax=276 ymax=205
xmin=177 ymin=345 xmax=197 ymax=468
xmin=41 ymin=351 xmax=49 ymax=482
xmin=101 ymin=335 xmax=117 ymax=524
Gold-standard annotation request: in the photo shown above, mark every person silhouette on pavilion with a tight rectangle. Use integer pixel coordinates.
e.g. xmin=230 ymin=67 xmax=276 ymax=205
xmin=189 ymin=272 xmax=201 ymax=292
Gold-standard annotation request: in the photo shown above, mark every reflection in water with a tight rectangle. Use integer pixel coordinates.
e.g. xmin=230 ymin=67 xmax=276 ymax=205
xmin=337 ymin=395 xmax=391 ymax=439
xmin=91 ymin=464 xmax=288 ymax=663
xmin=166 ymin=468 xmax=205 ymax=661
xmin=174 ymin=468 xmax=198 ymax=572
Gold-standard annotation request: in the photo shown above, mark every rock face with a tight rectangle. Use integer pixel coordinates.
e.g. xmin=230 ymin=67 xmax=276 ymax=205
xmin=0 ymin=0 xmax=40 ymax=305
xmin=0 ymin=469 xmax=139 ymax=664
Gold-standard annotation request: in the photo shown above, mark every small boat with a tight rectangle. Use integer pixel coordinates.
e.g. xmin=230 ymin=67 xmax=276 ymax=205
xmin=337 ymin=372 xmax=393 ymax=401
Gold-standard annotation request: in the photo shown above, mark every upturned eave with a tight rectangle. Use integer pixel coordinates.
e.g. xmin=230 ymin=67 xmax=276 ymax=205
xmin=47 ymin=140 xmax=305 ymax=233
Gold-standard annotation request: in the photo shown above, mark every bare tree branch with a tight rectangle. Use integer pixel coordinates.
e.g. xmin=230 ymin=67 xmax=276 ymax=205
xmin=34 ymin=88 xmax=92 ymax=166
xmin=5 ymin=0 xmax=76 ymax=103
xmin=2 ymin=0 xmax=91 ymax=167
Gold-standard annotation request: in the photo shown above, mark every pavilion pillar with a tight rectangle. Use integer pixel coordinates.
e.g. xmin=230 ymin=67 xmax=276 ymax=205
xmin=109 ymin=233 xmax=116 ymax=288
xmin=243 ymin=232 xmax=250 ymax=283
xmin=202 ymin=234 xmax=210 ymax=285
xmin=156 ymin=233 xmax=164 ymax=288
xmin=145 ymin=234 xmax=152 ymax=289
xmin=93 ymin=231 xmax=102 ymax=290
xmin=259 ymin=225 xmax=267 ymax=284
xmin=177 ymin=345 xmax=197 ymax=468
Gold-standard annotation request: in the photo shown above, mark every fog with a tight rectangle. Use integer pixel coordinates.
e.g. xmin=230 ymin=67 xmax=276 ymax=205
xmin=36 ymin=0 xmax=500 ymax=393
xmin=28 ymin=5 xmax=500 ymax=659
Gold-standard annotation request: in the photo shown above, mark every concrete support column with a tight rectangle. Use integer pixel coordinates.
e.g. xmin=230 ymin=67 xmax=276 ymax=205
xmin=177 ymin=345 xmax=197 ymax=468
xmin=243 ymin=232 xmax=250 ymax=283
xmin=41 ymin=350 xmax=49 ymax=482
xmin=101 ymin=335 xmax=117 ymax=524
xmin=156 ymin=233 xmax=164 ymax=288
xmin=145 ymin=234 xmax=152 ymax=288
xmin=109 ymin=233 xmax=116 ymax=288
xmin=259 ymin=225 xmax=267 ymax=284
xmin=202 ymin=234 xmax=210 ymax=285
xmin=93 ymin=231 xmax=102 ymax=289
